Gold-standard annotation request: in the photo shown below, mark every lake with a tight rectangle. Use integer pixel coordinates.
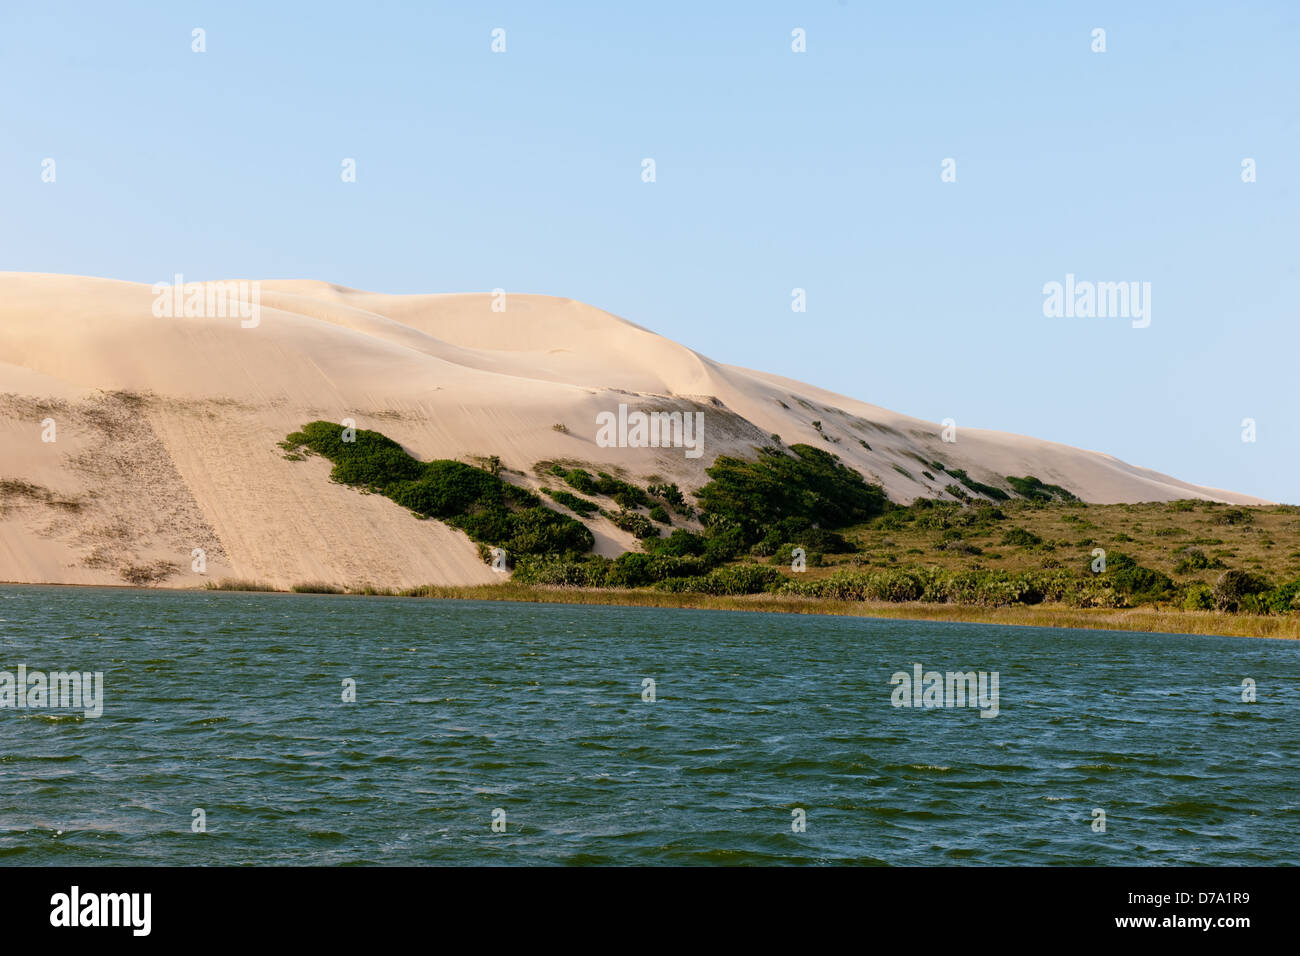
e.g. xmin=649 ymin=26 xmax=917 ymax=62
xmin=1 ymin=585 xmax=1296 ymax=865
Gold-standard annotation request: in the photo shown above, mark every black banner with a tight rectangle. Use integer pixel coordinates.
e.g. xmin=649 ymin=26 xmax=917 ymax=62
xmin=0 ymin=865 xmax=1278 ymax=942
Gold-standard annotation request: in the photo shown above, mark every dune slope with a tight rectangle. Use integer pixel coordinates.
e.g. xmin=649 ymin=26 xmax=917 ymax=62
xmin=0 ymin=273 xmax=1266 ymax=590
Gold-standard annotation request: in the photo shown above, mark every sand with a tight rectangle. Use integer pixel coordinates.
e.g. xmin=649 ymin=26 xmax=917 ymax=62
xmin=0 ymin=272 xmax=1268 ymax=590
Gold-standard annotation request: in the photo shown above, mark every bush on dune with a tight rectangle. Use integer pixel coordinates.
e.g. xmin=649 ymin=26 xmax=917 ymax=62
xmin=695 ymin=444 xmax=887 ymax=543
xmin=285 ymin=421 xmax=593 ymax=561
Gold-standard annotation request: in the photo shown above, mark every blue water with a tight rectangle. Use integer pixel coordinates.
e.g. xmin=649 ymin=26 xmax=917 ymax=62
xmin=1 ymin=585 xmax=1296 ymax=865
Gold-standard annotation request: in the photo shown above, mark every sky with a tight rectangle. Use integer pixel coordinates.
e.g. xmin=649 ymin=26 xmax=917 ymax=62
xmin=1 ymin=1 xmax=1296 ymax=502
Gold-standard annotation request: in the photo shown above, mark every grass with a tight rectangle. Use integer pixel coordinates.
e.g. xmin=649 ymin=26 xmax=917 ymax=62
xmin=203 ymin=578 xmax=278 ymax=591
xmin=183 ymin=577 xmax=1297 ymax=639
xmin=832 ymin=499 xmax=1300 ymax=589
xmin=291 ymin=581 xmax=344 ymax=594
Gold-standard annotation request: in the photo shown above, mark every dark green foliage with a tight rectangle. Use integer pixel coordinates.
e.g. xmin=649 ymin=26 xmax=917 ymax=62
xmin=649 ymin=504 xmax=671 ymax=524
xmin=604 ymin=551 xmax=711 ymax=588
xmin=1183 ymin=583 xmax=1214 ymax=610
xmin=389 ymin=460 xmax=519 ymax=518
xmin=647 ymin=482 xmax=687 ymax=509
xmin=283 ymin=423 xmax=425 ymax=491
xmin=874 ymin=498 xmax=1006 ymax=535
xmin=1212 ymin=508 xmax=1254 ymax=527
xmin=557 ymin=467 xmax=652 ymax=509
xmin=1172 ymin=547 xmax=1225 ymax=575
xmin=1096 ymin=552 xmax=1174 ymax=603
xmin=699 ymin=519 xmax=748 ymax=565
xmin=513 ymin=554 xmax=612 ymax=587
xmin=285 ymin=421 xmax=593 ymax=560
xmin=606 ymin=508 xmax=658 ymax=539
xmin=589 ymin=472 xmax=647 ymax=509
xmin=643 ymin=528 xmax=710 ymax=558
xmin=1005 ymin=475 xmax=1079 ymax=502
xmin=1212 ymin=568 xmax=1270 ymax=611
xmin=946 ymin=468 xmax=1011 ymax=501
xmin=1001 ymin=527 xmax=1043 ymax=548
xmin=694 ymin=444 xmax=887 ymax=546
xmin=1252 ymin=577 xmax=1300 ymax=615
xmin=753 ymin=516 xmax=853 ymax=556
xmin=656 ymin=563 xmax=783 ymax=595
xmin=774 ymin=567 xmax=1124 ymax=608
xmin=496 ymin=506 xmax=594 ymax=556
xmin=561 ymin=468 xmax=598 ymax=495
xmin=544 ymin=488 xmax=599 ymax=517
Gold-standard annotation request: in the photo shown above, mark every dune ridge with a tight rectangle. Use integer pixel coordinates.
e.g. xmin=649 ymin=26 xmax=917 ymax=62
xmin=0 ymin=273 xmax=1266 ymax=590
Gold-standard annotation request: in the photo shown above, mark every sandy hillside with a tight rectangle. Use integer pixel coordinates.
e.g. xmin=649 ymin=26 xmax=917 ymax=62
xmin=0 ymin=273 xmax=1268 ymax=590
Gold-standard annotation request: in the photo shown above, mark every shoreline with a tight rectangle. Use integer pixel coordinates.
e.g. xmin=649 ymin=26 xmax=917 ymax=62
xmin=5 ymin=578 xmax=1295 ymax=641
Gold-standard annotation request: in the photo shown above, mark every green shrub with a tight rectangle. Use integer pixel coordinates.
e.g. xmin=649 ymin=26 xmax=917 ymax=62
xmin=647 ymin=482 xmax=687 ymax=509
xmin=946 ymin=468 xmax=1010 ymax=501
xmin=607 ymin=508 xmax=658 ymax=539
xmin=594 ymin=472 xmax=648 ymax=508
xmin=753 ymin=516 xmax=853 ymax=556
xmin=657 ymin=564 xmax=782 ymax=595
xmin=1182 ymin=584 xmax=1214 ymax=610
xmin=1171 ymin=547 xmax=1225 ymax=574
xmin=1097 ymin=552 xmax=1174 ymax=604
xmin=544 ymin=488 xmax=599 ymax=517
xmin=1254 ymin=577 xmax=1300 ymax=614
xmin=1005 ymin=475 xmax=1079 ymax=502
xmin=562 ymin=468 xmax=598 ymax=494
xmin=291 ymin=581 xmax=343 ymax=594
xmin=1001 ymin=527 xmax=1043 ymax=548
xmin=695 ymin=444 xmax=886 ymax=546
xmin=643 ymin=528 xmax=710 ymax=558
xmin=605 ymin=552 xmax=711 ymax=587
xmin=285 ymin=421 xmax=593 ymax=561
xmin=513 ymin=555 xmax=612 ymax=587
xmin=1212 ymin=508 xmax=1254 ymax=527
xmin=1212 ymin=569 xmax=1271 ymax=612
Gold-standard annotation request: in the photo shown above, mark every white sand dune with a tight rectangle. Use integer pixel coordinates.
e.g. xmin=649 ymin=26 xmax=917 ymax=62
xmin=0 ymin=272 xmax=1267 ymax=590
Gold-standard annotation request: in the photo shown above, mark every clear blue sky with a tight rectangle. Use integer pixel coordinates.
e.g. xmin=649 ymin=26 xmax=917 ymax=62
xmin=2 ymin=1 xmax=1295 ymax=502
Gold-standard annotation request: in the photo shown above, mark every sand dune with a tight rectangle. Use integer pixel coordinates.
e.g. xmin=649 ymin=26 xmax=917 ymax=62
xmin=0 ymin=272 xmax=1267 ymax=590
